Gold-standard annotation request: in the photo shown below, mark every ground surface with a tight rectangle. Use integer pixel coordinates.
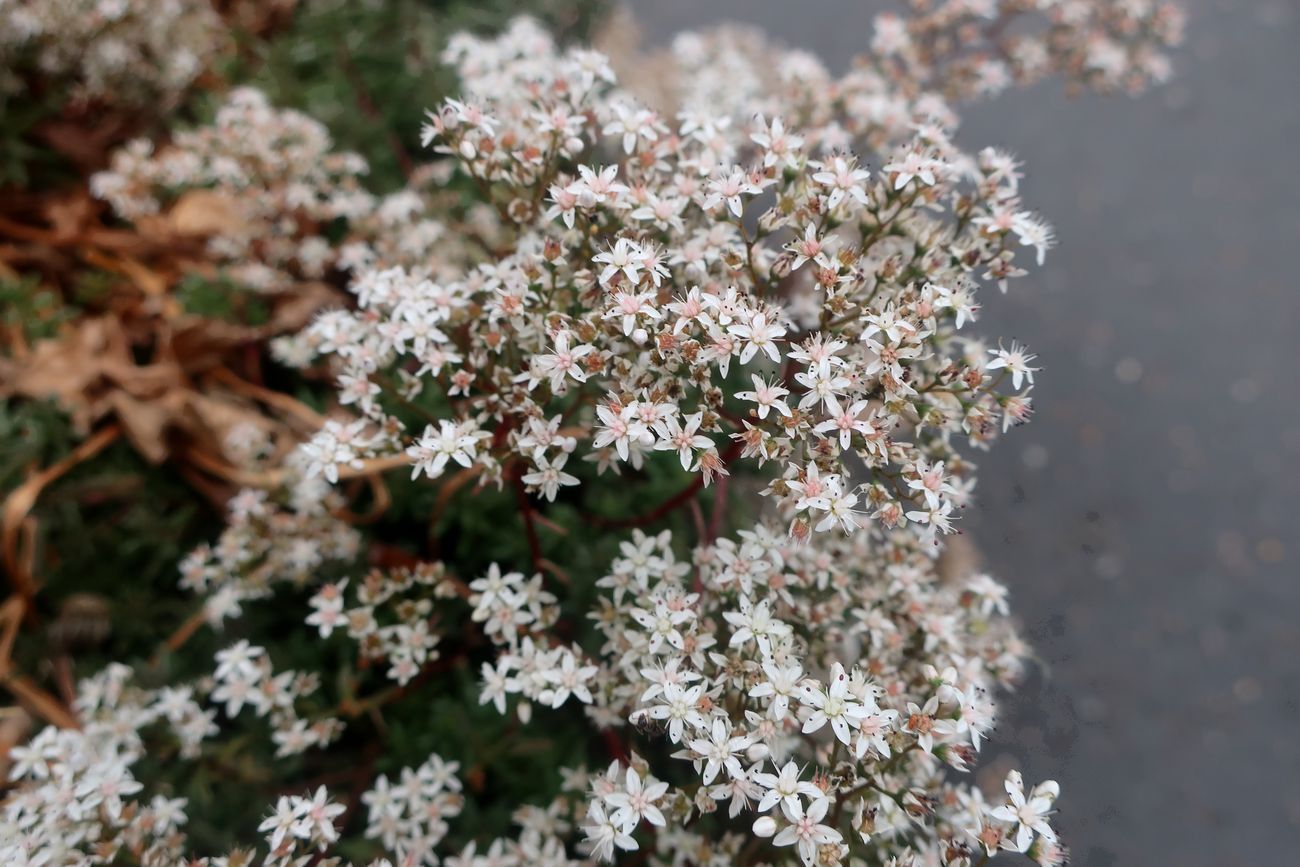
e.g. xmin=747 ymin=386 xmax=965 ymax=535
xmin=638 ymin=2 xmax=1300 ymax=862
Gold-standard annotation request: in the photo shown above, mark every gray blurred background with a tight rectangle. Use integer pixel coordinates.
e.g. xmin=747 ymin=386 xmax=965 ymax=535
xmin=636 ymin=1 xmax=1300 ymax=863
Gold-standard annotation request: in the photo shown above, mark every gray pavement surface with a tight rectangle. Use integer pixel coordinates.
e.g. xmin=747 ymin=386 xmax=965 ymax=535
xmin=635 ymin=1 xmax=1300 ymax=863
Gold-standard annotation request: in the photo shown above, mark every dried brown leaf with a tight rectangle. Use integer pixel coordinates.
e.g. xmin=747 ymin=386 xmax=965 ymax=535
xmin=105 ymin=390 xmax=183 ymax=464
xmin=1 ymin=318 xmax=132 ymax=428
xmin=167 ymin=190 xmax=248 ymax=237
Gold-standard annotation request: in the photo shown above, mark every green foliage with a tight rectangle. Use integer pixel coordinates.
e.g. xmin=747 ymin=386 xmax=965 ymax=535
xmin=0 ymin=401 xmax=215 ymax=671
xmin=0 ymin=89 xmax=65 ymax=188
xmin=174 ymin=273 xmax=272 ymax=326
xmin=226 ymin=0 xmax=604 ymax=192
xmin=0 ymin=276 xmax=77 ymax=341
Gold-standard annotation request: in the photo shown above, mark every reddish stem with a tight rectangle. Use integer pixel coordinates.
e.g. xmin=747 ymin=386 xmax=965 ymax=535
xmin=708 ymin=471 xmax=729 ymax=544
xmin=513 ymin=468 xmax=544 ymax=572
xmin=587 ymin=440 xmax=744 ymax=530
xmin=601 ymin=727 xmax=631 ymax=764
xmin=588 ymin=473 xmax=706 ymax=529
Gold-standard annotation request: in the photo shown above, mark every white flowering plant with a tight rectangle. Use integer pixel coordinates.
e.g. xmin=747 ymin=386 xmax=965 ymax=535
xmin=2 ymin=4 xmax=1181 ymax=866
xmin=0 ymin=0 xmax=225 ymax=106
xmin=0 ymin=0 xmax=228 ymax=184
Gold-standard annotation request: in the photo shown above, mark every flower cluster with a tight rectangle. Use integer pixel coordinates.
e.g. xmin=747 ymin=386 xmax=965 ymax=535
xmin=3 ymin=7 xmax=1178 ymax=865
xmin=602 ymin=0 xmax=1183 ymax=110
xmin=306 ymin=564 xmax=450 ymax=687
xmin=867 ymin=0 xmax=1186 ymax=99
xmin=300 ymin=15 xmax=1049 ymax=552
xmin=178 ymin=456 xmax=361 ymax=628
xmin=90 ymin=87 xmax=374 ymax=292
xmin=0 ymin=0 xmax=226 ymax=105
xmin=2 ymin=654 xmax=353 ymax=864
xmin=2 ymin=665 xmax=209 ymax=865
xmin=284 ymin=17 xmax=1073 ymax=863
xmin=210 ymin=640 xmax=345 ymax=758
xmin=91 ymin=86 xmax=489 ymax=346
xmin=564 ymin=523 xmax=1049 ymax=864
xmin=360 ymin=754 xmax=464 ymax=864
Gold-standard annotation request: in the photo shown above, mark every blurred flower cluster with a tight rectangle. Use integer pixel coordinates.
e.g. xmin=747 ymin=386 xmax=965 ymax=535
xmin=90 ymin=87 xmax=478 ymax=295
xmin=0 ymin=0 xmax=225 ymax=105
xmin=2 ymin=4 xmax=1179 ymax=866
xmin=868 ymin=0 xmax=1184 ymax=98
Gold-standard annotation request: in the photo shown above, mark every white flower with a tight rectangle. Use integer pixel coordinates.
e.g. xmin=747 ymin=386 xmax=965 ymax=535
xmin=735 ymin=374 xmax=792 ymax=419
xmin=302 ymin=419 xmax=369 ymax=483
xmin=593 ymin=403 xmax=652 ymax=462
xmin=753 ymin=760 xmax=824 ymax=814
xmin=814 ymin=482 xmax=862 ymax=535
xmin=749 ymin=658 xmax=804 ymax=721
xmin=573 ymin=164 xmax=629 ymax=208
xmin=653 ymin=412 xmax=713 ymax=471
xmin=407 ymin=420 xmax=481 ymax=480
xmin=906 ymin=458 xmax=955 ymax=510
xmin=479 ymin=658 xmax=518 ymax=714
xmin=811 ymin=155 xmax=871 ymax=209
xmin=643 ymin=682 xmax=707 ymax=743
xmin=703 ymin=167 xmax=764 ymax=218
xmin=751 ymin=115 xmax=804 ymax=169
xmin=521 ymin=454 xmax=580 ymax=502
xmin=787 ymin=223 xmax=826 ymax=271
xmin=793 ymin=367 xmax=851 ymax=413
xmin=290 ymin=786 xmax=346 ymax=845
xmin=687 ymin=718 xmax=752 ymax=785
xmin=629 ymin=598 xmax=693 ymax=655
xmin=1011 ymin=213 xmax=1056 ymax=265
xmin=541 ymin=650 xmax=597 ymax=707
xmin=722 ymin=597 xmax=789 ymax=656
xmin=593 ymin=237 xmax=644 ymax=287
xmin=904 ymin=695 xmax=941 ymax=753
xmin=989 ymin=770 xmax=1059 ymax=852
xmin=532 ymin=330 xmax=595 ymax=391
xmin=906 ymin=499 xmax=957 ymax=542
xmin=260 ymin=796 xmax=302 ymax=851
xmin=770 ymin=796 xmax=842 ymax=866
xmin=882 ymin=151 xmax=943 ymax=189
xmin=854 ymin=705 xmax=900 ymax=760
xmin=728 ymin=311 xmax=786 ymax=364
xmin=214 ymin=640 xmax=263 ymax=681
xmin=305 ymin=581 xmax=347 ymax=638
xmin=604 ymin=766 xmax=668 ymax=832
xmin=583 ymin=799 xmax=637 ymax=861
xmin=604 ymin=288 xmax=662 ymax=337
xmin=813 ymin=399 xmax=873 ymax=450
xmin=800 ymin=662 xmax=868 ymax=745
xmin=987 ymin=341 xmax=1039 ymax=389
xmin=602 ymin=102 xmax=662 ymax=154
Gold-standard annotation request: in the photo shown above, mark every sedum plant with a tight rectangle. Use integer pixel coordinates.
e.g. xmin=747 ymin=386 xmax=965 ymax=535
xmin=0 ymin=0 xmax=229 ymax=184
xmin=2 ymin=3 xmax=1181 ymax=867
